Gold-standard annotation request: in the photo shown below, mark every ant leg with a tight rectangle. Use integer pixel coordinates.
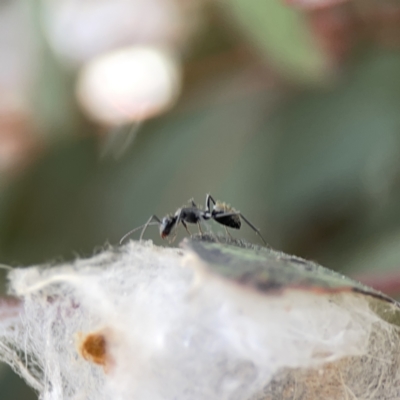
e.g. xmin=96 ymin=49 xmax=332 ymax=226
xmin=181 ymin=220 xmax=191 ymax=236
xmin=171 ymin=208 xmax=188 ymax=240
xmin=238 ymin=213 xmax=267 ymax=245
xmin=120 ymin=216 xmax=161 ymax=244
xmin=197 ymin=222 xmax=203 ymax=235
xmin=224 ymin=226 xmax=233 ymax=240
xmin=205 ymin=193 xmax=216 ymax=213
xmin=168 ymin=232 xmax=177 ymax=243
xmin=213 ymin=211 xmax=267 ymax=245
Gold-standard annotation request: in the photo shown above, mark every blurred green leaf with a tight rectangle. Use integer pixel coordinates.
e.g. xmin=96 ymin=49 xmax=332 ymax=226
xmin=186 ymin=237 xmax=392 ymax=298
xmin=225 ymin=0 xmax=328 ymax=83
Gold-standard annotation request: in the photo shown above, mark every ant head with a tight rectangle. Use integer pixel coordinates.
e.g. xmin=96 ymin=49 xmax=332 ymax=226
xmin=159 ymin=215 xmax=177 ymax=239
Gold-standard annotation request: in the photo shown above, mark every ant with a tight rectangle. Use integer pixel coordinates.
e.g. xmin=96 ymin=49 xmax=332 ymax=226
xmin=120 ymin=194 xmax=267 ymax=245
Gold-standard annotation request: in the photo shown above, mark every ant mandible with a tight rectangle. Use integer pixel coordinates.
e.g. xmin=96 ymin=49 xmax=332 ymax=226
xmin=119 ymin=194 xmax=267 ymax=245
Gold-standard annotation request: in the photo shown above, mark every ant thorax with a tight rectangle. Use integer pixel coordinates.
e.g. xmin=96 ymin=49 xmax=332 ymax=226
xmin=173 ymin=208 xmax=182 ymax=217
xmin=177 ymin=207 xmax=203 ymax=224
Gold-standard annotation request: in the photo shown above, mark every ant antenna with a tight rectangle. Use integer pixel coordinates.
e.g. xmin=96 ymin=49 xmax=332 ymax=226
xmin=119 ymin=222 xmax=159 ymax=244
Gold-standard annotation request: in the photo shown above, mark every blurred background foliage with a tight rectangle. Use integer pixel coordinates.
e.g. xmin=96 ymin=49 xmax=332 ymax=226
xmin=2 ymin=0 xmax=400 ymax=398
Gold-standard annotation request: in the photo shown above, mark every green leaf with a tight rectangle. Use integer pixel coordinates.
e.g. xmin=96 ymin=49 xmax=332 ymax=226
xmin=184 ymin=236 xmax=395 ymax=305
xmin=226 ymin=0 xmax=328 ymax=83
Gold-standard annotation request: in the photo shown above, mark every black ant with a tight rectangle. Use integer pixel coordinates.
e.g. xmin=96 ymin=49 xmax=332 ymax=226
xmin=119 ymin=194 xmax=267 ymax=245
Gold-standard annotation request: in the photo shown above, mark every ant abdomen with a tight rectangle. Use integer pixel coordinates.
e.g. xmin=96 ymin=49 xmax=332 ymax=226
xmin=214 ymin=214 xmax=241 ymax=229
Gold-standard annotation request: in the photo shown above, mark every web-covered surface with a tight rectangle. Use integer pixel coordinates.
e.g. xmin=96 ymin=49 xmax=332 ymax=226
xmin=0 ymin=241 xmax=399 ymax=399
